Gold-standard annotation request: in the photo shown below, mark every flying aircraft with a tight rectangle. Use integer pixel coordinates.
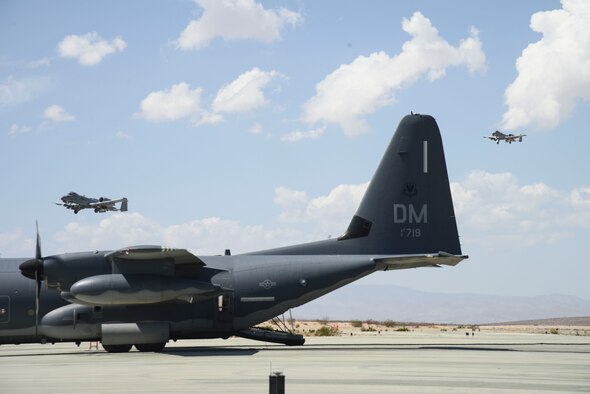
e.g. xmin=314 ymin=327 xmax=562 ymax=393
xmin=484 ymin=130 xmax=526 ymax=144
xmin=0 ymin=113 xmax=467 ymax=352
xmin=56 ymin=192 xmax=128 ymax=214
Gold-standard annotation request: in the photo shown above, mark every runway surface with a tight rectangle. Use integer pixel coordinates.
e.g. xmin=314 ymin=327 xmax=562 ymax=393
xmin=1 ymin=331 xmax=589 ymax=393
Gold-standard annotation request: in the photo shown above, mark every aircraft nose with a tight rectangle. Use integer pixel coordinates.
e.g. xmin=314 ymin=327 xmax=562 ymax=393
xmin=19 ymin=258 xmax=43 ymax=279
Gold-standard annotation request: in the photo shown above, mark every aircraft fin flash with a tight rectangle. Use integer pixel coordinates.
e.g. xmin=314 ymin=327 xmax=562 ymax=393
xmin=56 ymin=192 xmax=128 ymax=214
xmin=1 ymin=113 xmax=467 ymax=352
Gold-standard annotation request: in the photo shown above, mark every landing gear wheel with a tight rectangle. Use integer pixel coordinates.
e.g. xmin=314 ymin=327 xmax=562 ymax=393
xmin=102 ymin=344 xmax=132 ymax=353
xmin=135 ymin=342 xmax=166 ymax=352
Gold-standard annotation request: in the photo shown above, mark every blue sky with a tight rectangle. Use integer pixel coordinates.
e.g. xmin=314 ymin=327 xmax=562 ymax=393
xmin=1 ymin=0 xmax=589 ymax=299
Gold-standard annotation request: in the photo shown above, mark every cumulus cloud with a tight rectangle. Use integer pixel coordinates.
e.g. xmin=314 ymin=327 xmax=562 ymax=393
xmin=274 ymin=183 xmax=368 ymax=236
xmin=3 ymin=172 xmax=588 ymax=258
xmin=281 ymin=126 xmax=326 ymax=142
xmin=303 ymin=12 xmax=486 ymax=135
xmin=46 ymin=182 xmax=367 ymax=256
xmin=212 ymin=68 xmax=282 ymax=114
xmin=0 ymin=229 xmax=35 ymax=257
xmin=43 ymin=104 xmax=75 ymax=122
xmin=140 ymin=69 xmax=283 ymax=126
xmin=52 ymin=213 xmax=298 ymax=255
xmin=0 ymin=76 xmax=50 ymax=106
xmin=8 ymin=123 xmax=32 ymax=136
xmin=451 ymin=171 xmax=589 ymax=247
xmin=139 ymin=82 xmax=204 ymax=122
xmin=58 ymin=32 xmax=127 ymax=66
xmin=175 ymin=0 xmax=302 ymax=50
xmin=502 ymin=0 xmax=590 ymax=130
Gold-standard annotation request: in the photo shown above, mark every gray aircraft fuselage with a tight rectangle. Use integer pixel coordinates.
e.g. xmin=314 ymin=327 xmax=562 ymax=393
xmin=0 ymin=114 xmax=467 ymax=352
xmin=0 ymin=254 xmax=379 ymax=344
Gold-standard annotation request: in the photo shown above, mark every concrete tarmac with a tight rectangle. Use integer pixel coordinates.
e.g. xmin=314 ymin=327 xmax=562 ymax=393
xmin=1 ymin=331 xmax=589 ymax=393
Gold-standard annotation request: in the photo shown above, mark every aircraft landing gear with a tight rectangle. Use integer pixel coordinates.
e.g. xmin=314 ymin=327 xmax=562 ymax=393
xmin=135 ymin=342 xmax=166 ymax=352
xmin=102 ymin=344 xmax=132 ymax=353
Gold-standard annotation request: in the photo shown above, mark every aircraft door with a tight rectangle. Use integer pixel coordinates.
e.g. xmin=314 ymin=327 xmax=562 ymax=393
xmin=0 ymin=296 xmax=9 ymax=324
xmin=213 ymin=292 xmax=234 ymax=330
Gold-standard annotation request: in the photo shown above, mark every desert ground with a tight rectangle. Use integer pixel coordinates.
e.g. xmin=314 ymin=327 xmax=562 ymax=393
xmin=274 ymin=316 xmax=590 ymax=338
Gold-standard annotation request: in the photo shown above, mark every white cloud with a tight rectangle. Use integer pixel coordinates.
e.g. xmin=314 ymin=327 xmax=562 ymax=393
xmin=502 ymin=0 xmax=590 ymax=130
xmin=274 ymin=183 xmax=368 ymax=236
xmin=58 ymin=32 xmax=127 ymax=66
xmin=43 ymin=104 xmax=75 ymax=122
xmin=303 ymin=12 xmax=486 ymax=135
xmin=212 ymin=68 xmax=281 ymax=114
xmin=175 ymin=0 xmax=302 ymax=50
xmin=0 ymin=76 xmax=50 ymax=106
xmin=140 ymin=70 xmax=284 ymax=126
xmin=194 ymin=111 xmax=224 ymax=126
xmin=274 ymin=187 xmax=309 ymax=222
xmin=281 ymin=125 xmax=326 ymax=142
xmin=0 ymin=229 xmax=35 ymax=257
xmin=4 ymin=172 xmax=587 ymax=258
xmin=565 ymin=187 xmax=590 ymax=227
xmin=27 ymin=57 xmax=52 ymax=68
xmin=451 ymin=171 xmax=589 ymax=248
xmin=139 ymin=82 xmax=203 ymax=122
xmin=8 ymin=123 xmax=32 ymax=136
xmin=52 ymin=213 xmax=297 ymax=255
xmin=47 ymin=182 xmax=367 ymax=256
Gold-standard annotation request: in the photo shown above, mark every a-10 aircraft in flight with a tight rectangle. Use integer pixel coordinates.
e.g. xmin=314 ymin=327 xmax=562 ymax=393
xmin=56 ymin=192 xmax=128 ymax=214
xmin=0 ymin=113 xmax=467 ymax=352
xmin=484 ymin=130 xmax=527 ymax=144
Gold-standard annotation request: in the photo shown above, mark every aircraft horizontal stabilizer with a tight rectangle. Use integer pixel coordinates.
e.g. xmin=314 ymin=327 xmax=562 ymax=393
xmin=374 ymin=252 xmax=468 ymax=271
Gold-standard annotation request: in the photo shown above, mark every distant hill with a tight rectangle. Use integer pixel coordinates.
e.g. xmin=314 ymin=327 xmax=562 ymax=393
xmin=291 ymin=284 xmax=590 ymax=324
xmin=484 ymin=316 xmax=590 ymax=326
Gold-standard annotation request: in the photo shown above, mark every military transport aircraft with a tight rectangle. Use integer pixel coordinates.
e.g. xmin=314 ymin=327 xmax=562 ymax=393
xmin=0 ymin=113 xmax=467 ymax=352
xmin=56 ymin=192 xmax=128 ymax=214
xmin=484 ymin=130 xmax=526 ymax=144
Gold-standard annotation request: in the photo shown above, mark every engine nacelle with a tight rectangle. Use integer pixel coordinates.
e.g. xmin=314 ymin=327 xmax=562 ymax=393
xmin=70 ymin=274 xmax=218 ymax=305
xmin=41 ymin=304 xmax=100 ymax=340
xmin=40 ymin=304 xmax=170 ymax=345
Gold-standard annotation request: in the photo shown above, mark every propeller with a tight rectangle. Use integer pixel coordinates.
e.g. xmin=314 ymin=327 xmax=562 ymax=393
xmin=19 ymin=221 xmax=44 ymax=337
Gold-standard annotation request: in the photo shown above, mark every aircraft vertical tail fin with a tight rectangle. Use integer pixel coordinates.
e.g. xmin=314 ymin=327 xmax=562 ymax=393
xmin=251 ymin=113 xmax=464 ymax=258
xmin=340 ymin=113 xmax=462 ymax=255
xmin=120 ymin=198 xmax=128 ymax=212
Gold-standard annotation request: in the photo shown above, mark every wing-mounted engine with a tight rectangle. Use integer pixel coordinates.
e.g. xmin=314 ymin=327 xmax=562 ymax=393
xmin=63 ymin=246 xmax=225 ymax=306
xmin=68 ymin=274 xmax=219 ymax=305
xmin=21 ymin=242 xmax=228 ymax=307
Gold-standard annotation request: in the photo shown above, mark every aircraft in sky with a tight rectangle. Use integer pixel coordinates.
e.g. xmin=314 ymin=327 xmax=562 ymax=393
xmin=56 ymin=192 xmax=128 ymax=214
xmin=0 ymin=113 xmax=467 ymax=352
xmin=484 ymin=130 xmax=527 ymax=144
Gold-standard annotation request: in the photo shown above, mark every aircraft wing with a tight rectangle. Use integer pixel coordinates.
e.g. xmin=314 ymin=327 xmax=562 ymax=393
xmin=374 ymin=252 xmax=468 ymax=270
xmin=64 ymin=246 xmax=221 ymax=306
xmin=88 ymin=197 xmax=125 ymax=207
xmin=105 ymin=245 xmax=206 ymax=266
